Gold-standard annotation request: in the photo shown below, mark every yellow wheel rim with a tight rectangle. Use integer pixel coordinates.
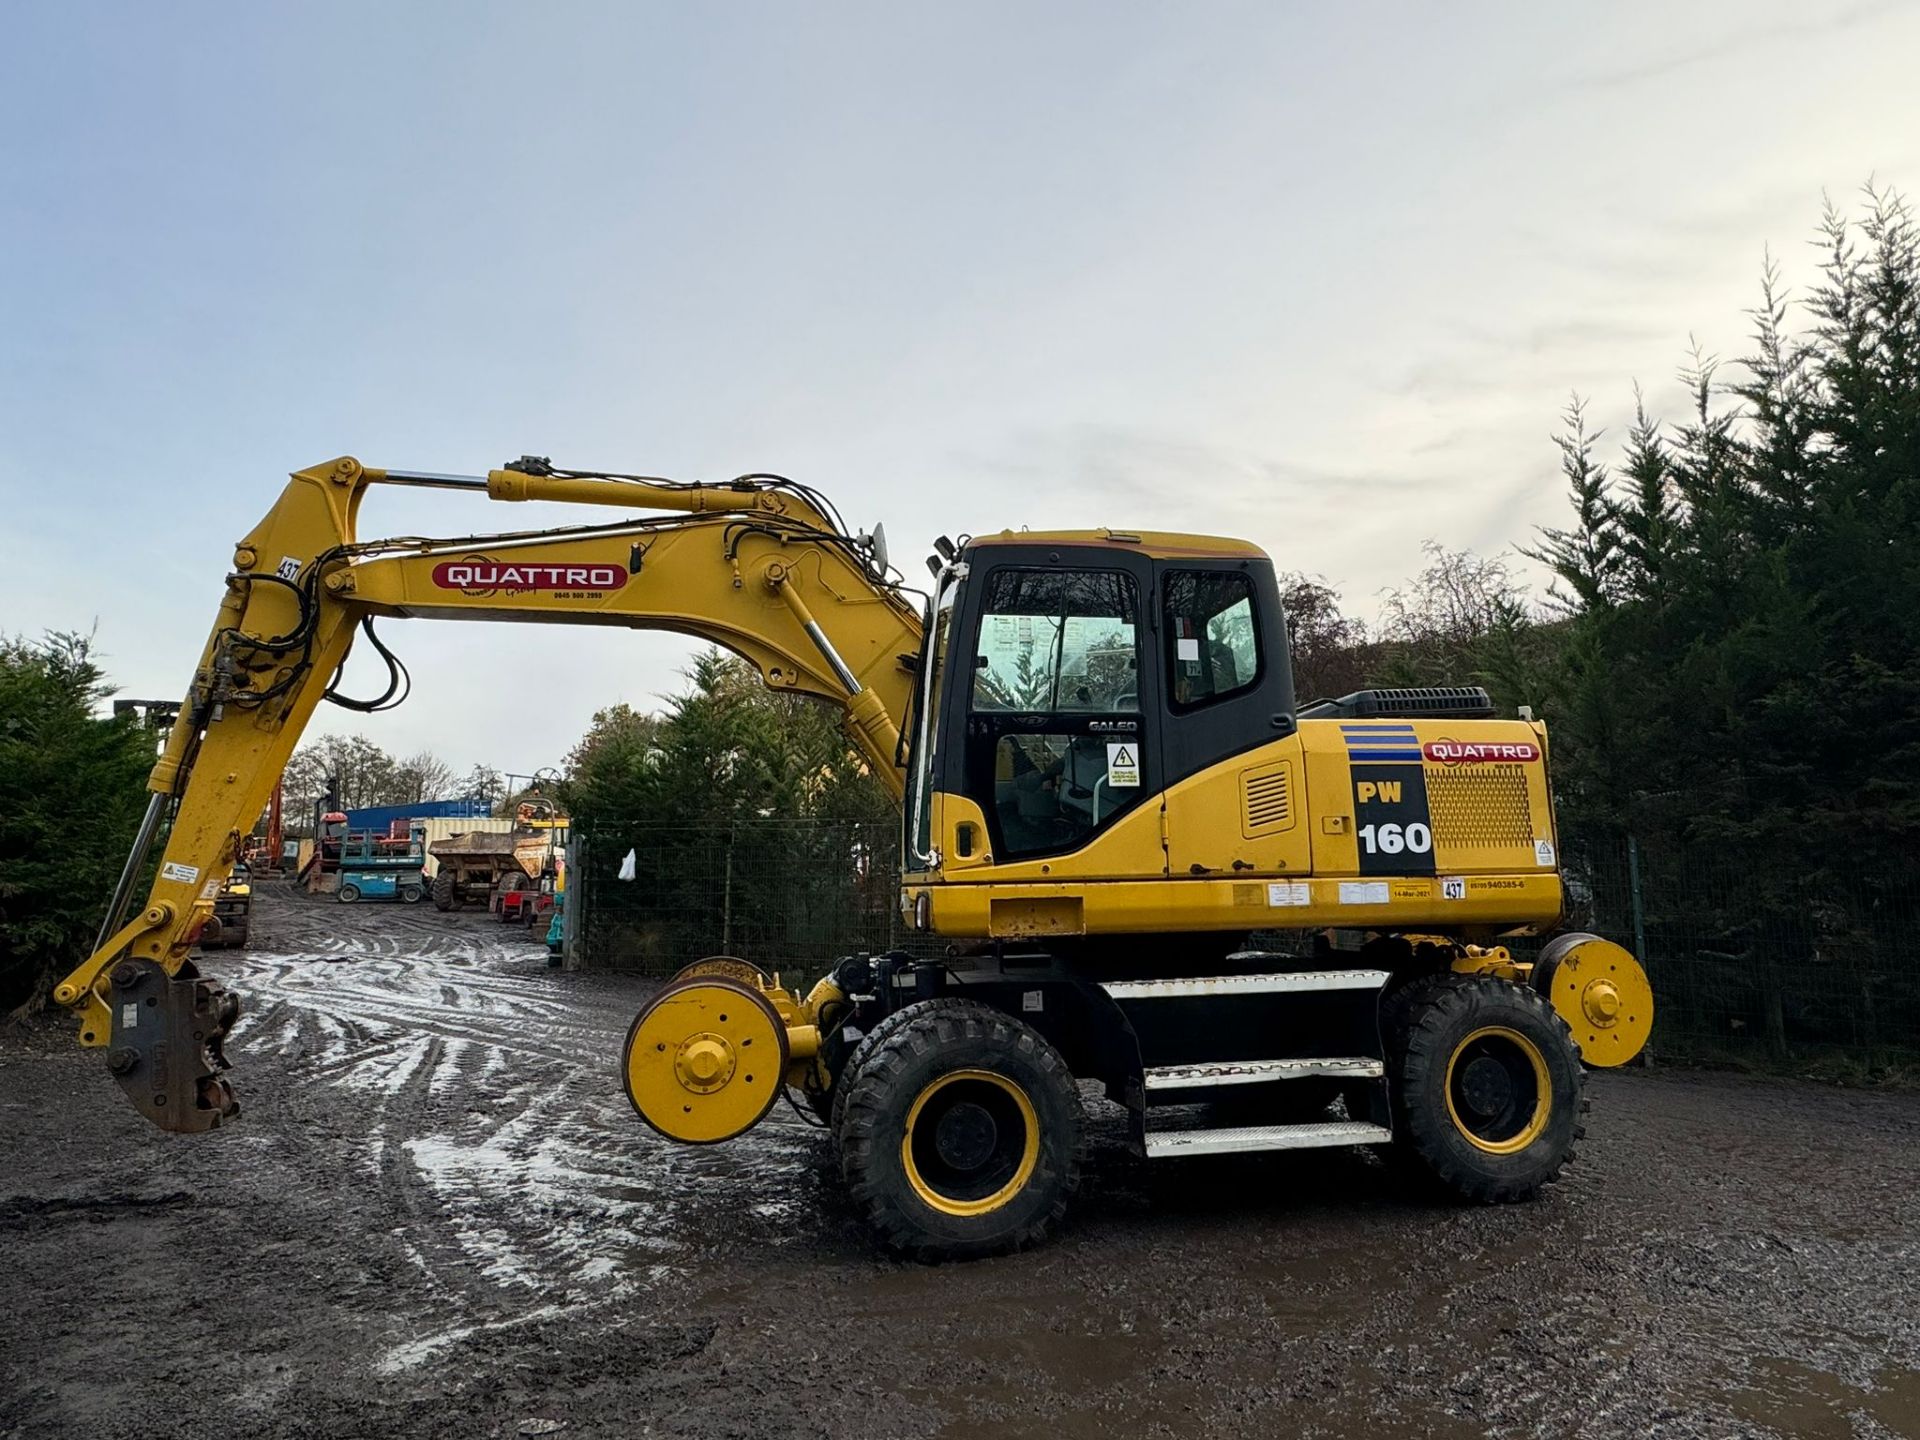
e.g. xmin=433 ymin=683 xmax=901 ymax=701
xmin=623 ymin=977 xmax=788 ymax=1143
xmin=1444 ymin=1025 xmax=1551 ymax=1155
xmin=901 ymin=1069 xmax=1040 ymax=1217
xmin=1539 ymin=937 xmax=1654 ymax=1067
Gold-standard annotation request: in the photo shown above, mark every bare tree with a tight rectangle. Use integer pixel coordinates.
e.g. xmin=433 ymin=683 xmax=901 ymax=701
xmin=1278 ymin=572 xmax=1371 ymax=702
xmin=390 ymin=750 xmax=458 ymax=804
xmin=281 ymin=734 xmax=463 ymax=815
xmin=459 ymin=763 xmax=508 ymax=810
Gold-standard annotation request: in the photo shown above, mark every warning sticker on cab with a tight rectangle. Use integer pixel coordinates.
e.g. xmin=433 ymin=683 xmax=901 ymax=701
xmin=161 ymin=861 xmax=201 ymax=885
xmin=1106 ymin=743 xmax=1141 ymax=787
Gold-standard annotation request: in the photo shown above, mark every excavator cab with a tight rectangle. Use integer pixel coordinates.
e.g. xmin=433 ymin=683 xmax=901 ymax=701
xmin=904 ymin=532 xmax=1293 ymax=894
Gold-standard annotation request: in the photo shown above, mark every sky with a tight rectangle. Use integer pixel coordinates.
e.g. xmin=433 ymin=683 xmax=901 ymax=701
xmin=4 ymin=2 xmax=1918 ymax=778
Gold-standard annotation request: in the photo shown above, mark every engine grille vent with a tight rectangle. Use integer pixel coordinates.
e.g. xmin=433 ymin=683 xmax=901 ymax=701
xmin=1427 ymin=765 xmax=1534 ymax=848
xmin=1240 ymin=762 xmax=1295 ymax=837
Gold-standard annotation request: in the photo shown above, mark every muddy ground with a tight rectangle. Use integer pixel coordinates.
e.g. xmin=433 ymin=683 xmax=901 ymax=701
xmin=2 ymin=892 xmax=1917 ymax=1440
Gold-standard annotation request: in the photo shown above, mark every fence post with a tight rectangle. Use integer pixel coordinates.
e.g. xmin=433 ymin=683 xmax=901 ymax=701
xmin=563 ymin=832 xmax=585 ymax=969
xmin=722 ymin=828 xmax=733 ymax=954
xmin=1628 ymin=833 xmax=1648 ymax=964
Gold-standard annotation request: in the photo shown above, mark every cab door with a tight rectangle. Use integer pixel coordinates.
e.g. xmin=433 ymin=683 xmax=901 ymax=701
xmin=939 ymin=546 xmax=1163 ymax=879
xmin=1157 ymin=559 xmax=1311 ymax=879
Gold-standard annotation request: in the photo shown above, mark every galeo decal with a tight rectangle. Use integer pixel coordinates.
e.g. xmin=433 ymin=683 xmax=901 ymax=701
xmin=1423 ymin=739 xmax=1540 ymax=764
xmin=432 ymin=558 xmax=627 ymax=595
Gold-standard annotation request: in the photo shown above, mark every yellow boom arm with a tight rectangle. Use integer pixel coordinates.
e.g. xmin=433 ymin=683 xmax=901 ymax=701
xmin=56 ymin=456 xmax=922 ymax=1131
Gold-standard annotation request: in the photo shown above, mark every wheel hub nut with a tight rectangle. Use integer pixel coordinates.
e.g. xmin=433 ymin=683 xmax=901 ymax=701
xmin=1582 ymin=978 xmax=1622 ymax=1026
xmin=674 ymin=1033 xmax=736 ymax=1093
xmin=934 ymin=1101 xmax=998 ymax=1171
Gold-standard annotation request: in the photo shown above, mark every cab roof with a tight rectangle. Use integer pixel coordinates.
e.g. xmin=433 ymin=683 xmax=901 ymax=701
xmin=965 ymin=529 xmax=1269 ymax=562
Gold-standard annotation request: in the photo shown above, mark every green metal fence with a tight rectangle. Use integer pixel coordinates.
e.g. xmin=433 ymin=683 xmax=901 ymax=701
xmin=571 ymin=816 xmax=1920 ymax=1073
xmin=571 ymin=817 xmax=928 ymax=983
xmin=1558 ymin=825 xmax=1920 ymax=1072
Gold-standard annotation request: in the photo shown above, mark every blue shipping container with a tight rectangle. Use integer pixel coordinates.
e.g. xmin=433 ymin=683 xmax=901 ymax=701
xmin=344 ymin=797 xmax=494 ymax=833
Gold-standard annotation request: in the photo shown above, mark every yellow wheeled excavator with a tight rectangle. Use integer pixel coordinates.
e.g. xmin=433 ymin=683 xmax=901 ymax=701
xmin=58 ymin=455 xmax=1653 ymax=1260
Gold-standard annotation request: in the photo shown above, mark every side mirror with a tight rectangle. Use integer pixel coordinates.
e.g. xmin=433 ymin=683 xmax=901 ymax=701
xmin=862 ymin=522 xmax=889 ymax=575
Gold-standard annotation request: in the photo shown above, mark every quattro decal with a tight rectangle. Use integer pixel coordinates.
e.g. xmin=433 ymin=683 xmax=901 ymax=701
xmin=432 ymin=558 xmax=627 ymax=596
xmin=1423 ymin=738 xmax=1540 ymax=763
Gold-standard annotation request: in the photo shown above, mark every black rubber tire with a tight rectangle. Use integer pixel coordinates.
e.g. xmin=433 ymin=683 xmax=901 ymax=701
xmin=400 ymin=884 xmax=424 ymax=905
xmin=338 ymin=883 xmax=361 ymax=904
xmin=431 ymin=871 xmax=459 ymax=912
xmin=838 ymin=998 xmax=1084 ymax=1261
xmin=829 ymin=1001 xmax=940 ymax=1148
xmin=1389 ymin=974 xmax=1585 ymax=1203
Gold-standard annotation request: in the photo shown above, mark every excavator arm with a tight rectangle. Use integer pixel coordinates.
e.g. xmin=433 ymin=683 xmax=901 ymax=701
xmin=55 ymin=455 xmax=923 ymax=1132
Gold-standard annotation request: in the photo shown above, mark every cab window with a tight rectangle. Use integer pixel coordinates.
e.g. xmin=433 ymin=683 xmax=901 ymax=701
xmin=1164 ymin=570 xmax=1259 ymax=711
xmin=973 ymin=569 xmax=1139 ymax=713
xmin=969 ymin=568 xmax=1143 ymax=859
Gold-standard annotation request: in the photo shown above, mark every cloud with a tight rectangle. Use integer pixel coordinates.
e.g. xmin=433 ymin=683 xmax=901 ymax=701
xmin=1564 ymin=0 xmax=1904 ymax=93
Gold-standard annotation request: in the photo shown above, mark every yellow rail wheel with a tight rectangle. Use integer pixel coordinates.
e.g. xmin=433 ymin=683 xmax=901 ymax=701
xmin=622 ymin=976 xmax=789 ymax=1144
xmin=1390 ymin=974 xmax=1584 ymax=1203
xmin=837 ymin=998 xmax=1084 ymax=1261
xmin=671 ymin=955 xmax=771 ymax=988
xmin=1531 ymin=933 xmax=1654 ymax=1067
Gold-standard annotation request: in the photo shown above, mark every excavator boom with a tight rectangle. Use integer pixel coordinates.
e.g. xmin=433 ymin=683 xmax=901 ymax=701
xmin=56 ymin=456 xmax=922 ymax=1132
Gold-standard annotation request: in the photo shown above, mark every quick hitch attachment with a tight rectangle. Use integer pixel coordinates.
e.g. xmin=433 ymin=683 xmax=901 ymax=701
xmin=105 ymin=958 xmax=242 ymax=1133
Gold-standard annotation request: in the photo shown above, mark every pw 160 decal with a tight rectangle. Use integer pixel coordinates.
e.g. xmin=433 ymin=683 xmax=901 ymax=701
xmin=431 ymin=558 xmax=628 ymax=597
xmin=1339 ymin=725 xmax=1434 ymax=874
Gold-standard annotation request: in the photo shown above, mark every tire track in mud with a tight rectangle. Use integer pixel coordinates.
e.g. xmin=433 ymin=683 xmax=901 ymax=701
xmin=214 ymin=891 xmax=830 ymax=1374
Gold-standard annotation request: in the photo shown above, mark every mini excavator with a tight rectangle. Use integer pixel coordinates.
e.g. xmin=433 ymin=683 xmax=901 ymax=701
xmin=59 ymin=455 xmax=1652 ymax=1259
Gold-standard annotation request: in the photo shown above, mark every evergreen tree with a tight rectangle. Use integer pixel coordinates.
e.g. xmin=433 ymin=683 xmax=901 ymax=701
xmin=1526 ymin=395 xmax=1620 ymax=612
xmin=0 ymin=634 xmax=158 ymax=1012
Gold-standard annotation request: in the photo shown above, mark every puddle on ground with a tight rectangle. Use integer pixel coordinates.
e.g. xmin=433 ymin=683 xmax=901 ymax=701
xmin=1725 ymin=1356 xmax=1920 ymax=1439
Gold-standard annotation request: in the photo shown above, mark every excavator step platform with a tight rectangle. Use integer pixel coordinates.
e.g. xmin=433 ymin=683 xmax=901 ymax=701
xmin=1144 ymin=1120 xmax=1393 ymax=1159
xmin=1098 ymin=966 xmax=1394 ymax=1159
xmin=1144 ymin=1056 xmax=1384 ymax=1090
xmin=1100 ymin=968 xmax=1391 ymax=999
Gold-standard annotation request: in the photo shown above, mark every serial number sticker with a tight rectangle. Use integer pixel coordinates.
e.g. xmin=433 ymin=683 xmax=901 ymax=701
xmin=121 ymin=1002 xmax=138 ymax=1030
xmin=1338 ymin=880 xmax=1390 ymax=905
xmin=1534 ymin=839 xmax=1556 ymax=867
xmin=277 ymin=555 xmax=302 ymax=580
xmin=1441 ymin=876 xmax=1467 ymax=901
xmin=1022 ymin=990 xmax=1044 ymax=1012
xmin=1266 ymin=882 xmax=1310 ymax=907
xmin=161 ymin=861 xmax=200 ymax=885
